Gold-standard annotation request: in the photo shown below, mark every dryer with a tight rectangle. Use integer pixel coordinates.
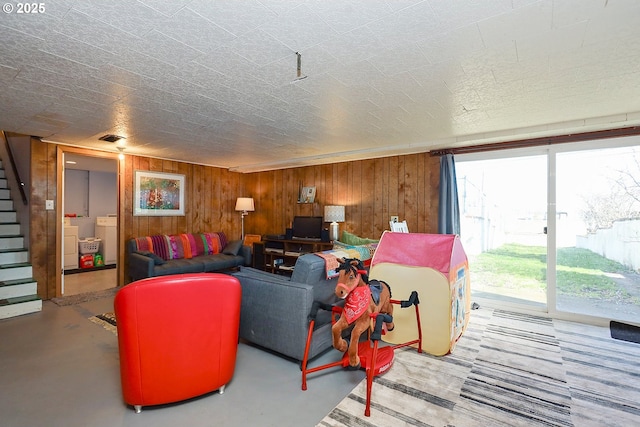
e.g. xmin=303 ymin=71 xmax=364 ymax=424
xmin=95 ymin=216 xmax=117 ymax=265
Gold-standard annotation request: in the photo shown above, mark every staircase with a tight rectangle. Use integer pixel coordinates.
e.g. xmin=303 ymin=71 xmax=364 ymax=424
xmin=0 ymin=160 xmax=41 ymax=319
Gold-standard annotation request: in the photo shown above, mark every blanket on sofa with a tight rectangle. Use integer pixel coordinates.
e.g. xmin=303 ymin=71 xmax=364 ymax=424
xmin=132 ymin=232 xmax=229 ymax=261
xmin=315 ymin=241 xmax=377 ymax=278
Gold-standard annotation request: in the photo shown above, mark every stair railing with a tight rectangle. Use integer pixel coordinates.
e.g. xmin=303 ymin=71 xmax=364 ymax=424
xmin=0 ymin=130 xmax=28 ymax=205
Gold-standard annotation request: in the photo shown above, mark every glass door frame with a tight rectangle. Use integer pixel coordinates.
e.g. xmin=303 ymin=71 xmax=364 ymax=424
xmin=548 ymin=135 xmax=640 ymax=326
xmin=459 ymin=135 xmax=640 ymax=326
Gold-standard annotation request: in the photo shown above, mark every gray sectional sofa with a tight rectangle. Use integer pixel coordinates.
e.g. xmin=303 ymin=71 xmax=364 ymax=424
xmin=231 ymin=253 xmax=342 ymax=362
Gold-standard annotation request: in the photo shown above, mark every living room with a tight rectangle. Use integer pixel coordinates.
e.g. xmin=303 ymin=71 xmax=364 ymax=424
xmin=2 ymin=1 xmax=640 ymax=425
xmin=28 ymin=140 xmax=440 ymax=299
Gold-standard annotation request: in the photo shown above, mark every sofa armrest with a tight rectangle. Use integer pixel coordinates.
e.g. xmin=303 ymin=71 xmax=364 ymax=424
xmin=241 ymin=244 xmax=252 ymax=266
xmin=128 ymin=252 xmax=155 ymax=282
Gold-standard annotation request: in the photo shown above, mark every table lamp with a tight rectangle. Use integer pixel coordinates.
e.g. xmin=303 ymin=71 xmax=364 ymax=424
xmin=324 ymin=205 xmax=345 ymax=241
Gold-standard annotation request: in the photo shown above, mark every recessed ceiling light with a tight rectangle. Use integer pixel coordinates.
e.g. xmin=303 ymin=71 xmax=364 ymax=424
xmin=99 ymin=134 xmax=125 ymax=143
xmin=65 ymin=160 xmax=77 ymax=164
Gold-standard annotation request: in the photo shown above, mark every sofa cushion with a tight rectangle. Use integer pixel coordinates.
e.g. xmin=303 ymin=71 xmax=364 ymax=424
xmin=222 ymin=240 xmax=243 ymax=256
xmin=201 ymin=254 xmax=243 ymax=272
xmin=291 ymin=254 xmax=338 ymax=303
xmin=153 ymin=258 xmax=205 ymax=275
xmin=135 ymin=250 xmax=166 ymax=265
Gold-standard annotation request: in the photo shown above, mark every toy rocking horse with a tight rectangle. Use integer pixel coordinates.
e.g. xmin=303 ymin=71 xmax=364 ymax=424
xmin=332 ymin=258 xmax=394 ymax=369
xmin=301 ymin=257 xmax=423 ymax=417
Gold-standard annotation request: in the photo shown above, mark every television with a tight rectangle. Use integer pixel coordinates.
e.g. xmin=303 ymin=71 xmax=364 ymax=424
xmin=292 ymin=216 xmax=323 ymax=240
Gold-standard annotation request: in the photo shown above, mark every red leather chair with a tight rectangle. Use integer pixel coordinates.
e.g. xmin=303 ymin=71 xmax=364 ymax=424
xmin=114 ymin=273 xmax=241 ymax=413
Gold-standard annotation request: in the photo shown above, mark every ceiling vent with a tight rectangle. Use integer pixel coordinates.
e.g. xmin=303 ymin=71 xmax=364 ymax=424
xmin=99 ymin=134 xmax=125 ymax=143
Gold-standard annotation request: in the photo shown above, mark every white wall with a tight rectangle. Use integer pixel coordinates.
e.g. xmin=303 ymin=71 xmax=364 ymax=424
xmin=577 ymin=218 xmax=640 ymax=271
xmin=64 ymin=169 xmax=116 ymax=238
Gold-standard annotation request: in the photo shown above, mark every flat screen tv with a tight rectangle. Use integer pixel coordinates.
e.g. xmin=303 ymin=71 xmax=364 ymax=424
xmin=292 ymin=216 xmax=323 ymax=240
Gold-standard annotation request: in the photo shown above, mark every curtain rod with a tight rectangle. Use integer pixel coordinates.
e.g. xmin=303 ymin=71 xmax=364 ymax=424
xmin=430 ymin=126 xmax=640 ymax=156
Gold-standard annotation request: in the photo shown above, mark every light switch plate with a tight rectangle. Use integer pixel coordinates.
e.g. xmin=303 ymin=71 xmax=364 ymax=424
xmin=45 ymin=200 xmax=54 ymax=210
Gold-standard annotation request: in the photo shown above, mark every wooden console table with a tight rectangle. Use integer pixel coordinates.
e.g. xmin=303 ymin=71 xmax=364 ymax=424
xmin=262 ymin=238 xmax=333 ymax=274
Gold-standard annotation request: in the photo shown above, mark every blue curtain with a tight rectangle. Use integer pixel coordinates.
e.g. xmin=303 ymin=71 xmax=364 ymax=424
xmin=438 ymin=153 xmax=461 ymax=235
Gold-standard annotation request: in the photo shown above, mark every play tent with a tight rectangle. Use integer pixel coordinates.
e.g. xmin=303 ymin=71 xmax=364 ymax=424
xmin=370 ymin=231 xmax=470 ymax=356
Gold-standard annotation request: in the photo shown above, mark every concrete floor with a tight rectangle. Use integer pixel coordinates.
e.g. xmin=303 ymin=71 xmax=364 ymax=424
xmin=0 ymin=295 xmax=360 ymax=427
xmin=63 ymin=267 xmax=117 ymax=296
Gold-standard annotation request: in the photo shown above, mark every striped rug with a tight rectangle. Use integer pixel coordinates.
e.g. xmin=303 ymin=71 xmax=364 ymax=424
xmin=317 ymin=308 xmax=640 ymax=426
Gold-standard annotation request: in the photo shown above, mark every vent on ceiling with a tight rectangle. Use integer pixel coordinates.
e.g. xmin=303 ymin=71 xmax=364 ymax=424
xmin=99 ymin=134 xmax=125 ymax=143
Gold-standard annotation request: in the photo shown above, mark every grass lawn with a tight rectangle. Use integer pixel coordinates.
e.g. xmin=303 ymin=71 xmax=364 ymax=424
xmin=469 ymin=243 xmax=640 ymax=304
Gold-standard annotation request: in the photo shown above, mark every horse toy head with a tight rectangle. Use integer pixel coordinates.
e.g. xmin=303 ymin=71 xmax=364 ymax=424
xmin=335 ymin=258 xmax=368 ymax=299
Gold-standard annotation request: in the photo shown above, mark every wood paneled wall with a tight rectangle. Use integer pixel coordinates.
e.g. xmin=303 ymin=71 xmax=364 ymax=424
xmin=241 ymin=153 xmax=440 ymax=240
xmin=121 ymin=156 xmax=243 ymax=241
xmin=29 ymin=139 xmax=57 ymax=299
xmin=29 ymin=139 xmax=439 ymax=299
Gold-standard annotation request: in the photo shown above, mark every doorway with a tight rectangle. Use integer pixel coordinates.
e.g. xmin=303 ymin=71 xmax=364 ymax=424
xmin=60 ymin=151 xmax=119 ymax=296
xmin=456 ymin=138 xmax=640 ymax=326
xmin=457 ymin=152 xmax=548 ymax=310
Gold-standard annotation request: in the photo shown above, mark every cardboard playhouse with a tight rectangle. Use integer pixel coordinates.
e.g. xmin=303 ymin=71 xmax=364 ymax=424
xmin=370 ymin=231 xmax=470 ymax=356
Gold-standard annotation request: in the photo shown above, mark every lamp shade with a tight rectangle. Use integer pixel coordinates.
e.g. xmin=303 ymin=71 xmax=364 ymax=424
xmin=235 ymin=197 xmax=255 ymax=212
xmin=324 ymin=205 xmax=345 ymax=223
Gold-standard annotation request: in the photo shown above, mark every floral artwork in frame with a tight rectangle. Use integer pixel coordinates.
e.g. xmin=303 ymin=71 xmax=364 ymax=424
xmin=134 ymin=170 xmax=185 ymax=216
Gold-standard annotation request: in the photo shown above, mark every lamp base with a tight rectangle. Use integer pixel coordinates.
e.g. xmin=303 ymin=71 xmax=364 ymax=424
xmin=329 ymin=222 xmax=339 ymax=241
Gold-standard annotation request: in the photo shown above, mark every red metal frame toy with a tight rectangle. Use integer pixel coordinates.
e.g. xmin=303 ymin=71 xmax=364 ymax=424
xmin=301 ymin=291 xmax=422 ymax=417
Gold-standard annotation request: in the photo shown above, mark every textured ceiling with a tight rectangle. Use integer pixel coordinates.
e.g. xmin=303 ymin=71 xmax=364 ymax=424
xmin=1 ymin=0 xmax=640 ymax=172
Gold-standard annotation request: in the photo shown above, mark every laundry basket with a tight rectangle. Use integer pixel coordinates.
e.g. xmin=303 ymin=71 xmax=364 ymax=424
xmin=78 ymin=238 xmax=101 ymax=255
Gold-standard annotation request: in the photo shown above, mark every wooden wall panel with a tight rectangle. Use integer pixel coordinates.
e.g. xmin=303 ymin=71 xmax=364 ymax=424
xmin=243 ymin=152 xmax=440 ymax=240
xmin=30 ymin=139 xmax=55 ymax=299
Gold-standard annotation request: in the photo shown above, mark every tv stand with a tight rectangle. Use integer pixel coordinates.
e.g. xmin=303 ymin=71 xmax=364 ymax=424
xmin=262 ymin=238 xmax=333 ymax=275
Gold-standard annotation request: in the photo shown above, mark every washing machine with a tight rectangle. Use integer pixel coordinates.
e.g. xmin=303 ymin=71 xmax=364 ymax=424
xmin=95 ymin=216 xmax=117 ymax=265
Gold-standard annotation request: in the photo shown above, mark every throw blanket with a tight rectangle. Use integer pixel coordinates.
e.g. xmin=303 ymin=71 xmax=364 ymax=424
xmin=315 ymin=242 xmax=377 ymax=278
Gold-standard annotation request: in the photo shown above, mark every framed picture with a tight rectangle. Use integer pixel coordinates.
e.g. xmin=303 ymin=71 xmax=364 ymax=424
xmin=299 ymin=186 xmax=316 ymax=203
xmin=134 ymin=170 xmax=185 ymax=216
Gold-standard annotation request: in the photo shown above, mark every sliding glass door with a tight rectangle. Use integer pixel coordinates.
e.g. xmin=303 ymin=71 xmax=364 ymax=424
xmin=457 ymin=138 xmax=640 ymax=325
xmin=554 ymin=144 xmax=640 ymax=324
xmin=457 ymin=153 xmax=548 ymax=309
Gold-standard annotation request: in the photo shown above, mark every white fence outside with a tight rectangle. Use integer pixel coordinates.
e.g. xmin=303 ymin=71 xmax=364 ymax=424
xmin=576 ymin=218 xmax=640 ymax=272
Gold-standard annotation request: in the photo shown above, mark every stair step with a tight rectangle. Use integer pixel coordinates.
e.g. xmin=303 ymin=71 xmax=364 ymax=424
xmin=0 ymin=211 xmax=17 ymax=223
xmin=0 ymin=249 xmax=28 ymax=264
xmin=0 ymin=223 xmax=20 ymax=236
xmin=0 ymin=200 xmax=13 ymax=211
xmin=0 ymin=263 xmax=32 ymax=282
xmin=0 ymin=189 xmax=9 ymax=200
xmin=0 ymin=178 xmax=6 ymax=189
xmin=0 ymin=235 xmax=24 ymax=250
xmin=0 ymin=295 xmax=42 ymax=319
xmin=0 ymin=170 xmax=5 ymax=179
xmin=0 ymin=278 xmax=37 ymax=299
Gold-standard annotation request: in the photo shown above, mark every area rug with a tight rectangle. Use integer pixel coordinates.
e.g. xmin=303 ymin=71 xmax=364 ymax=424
xmin=317 ymin=309 xmax=640 ymax=427
xmin=89 ymin=312 xmax=117 ymax=335
xmin=51 ymin=287 xmax=118 ymax=306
